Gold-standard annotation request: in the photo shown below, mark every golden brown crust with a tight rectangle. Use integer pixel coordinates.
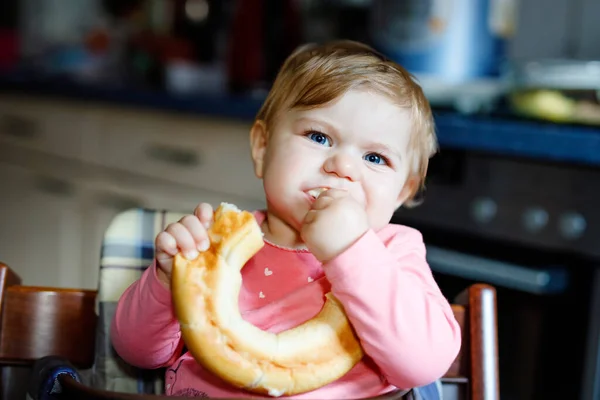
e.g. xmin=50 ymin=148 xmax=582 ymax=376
xmin=171 ymin=203 xmax=364 ymax=397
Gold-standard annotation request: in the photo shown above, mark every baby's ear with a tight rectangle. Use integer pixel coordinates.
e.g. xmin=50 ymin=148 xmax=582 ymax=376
xmin=249 ymin=120 xmax=268 ymax=179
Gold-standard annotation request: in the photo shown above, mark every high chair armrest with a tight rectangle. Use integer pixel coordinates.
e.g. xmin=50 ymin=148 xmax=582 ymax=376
xmin=28 ymin=356 xmax=82 ymax=400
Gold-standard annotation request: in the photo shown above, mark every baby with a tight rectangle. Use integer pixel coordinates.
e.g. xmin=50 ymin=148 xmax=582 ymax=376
xmin=111 ymin=40 xmax=461 ymax=399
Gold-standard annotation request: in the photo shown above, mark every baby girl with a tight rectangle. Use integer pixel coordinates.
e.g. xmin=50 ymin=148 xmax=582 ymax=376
xmin=111 ymin=40 xmax=461 ymax=399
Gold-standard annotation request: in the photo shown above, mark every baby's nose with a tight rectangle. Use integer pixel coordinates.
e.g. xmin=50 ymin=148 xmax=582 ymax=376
xmin=323 ymin=152 xmax=360 ymax=181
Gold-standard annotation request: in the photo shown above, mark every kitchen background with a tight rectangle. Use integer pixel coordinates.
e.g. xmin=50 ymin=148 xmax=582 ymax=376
xmin=0 ymin=0 xmax=599 ymax=399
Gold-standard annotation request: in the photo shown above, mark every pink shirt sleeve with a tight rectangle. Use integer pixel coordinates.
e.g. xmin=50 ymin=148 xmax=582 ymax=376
xmin=323 ymin=226 xmax=461 ymax=390
xmin=110 ymin=261 xmax=184 ymax=369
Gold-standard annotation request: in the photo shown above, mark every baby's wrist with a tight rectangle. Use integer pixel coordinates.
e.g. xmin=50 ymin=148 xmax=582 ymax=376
xmin=313 ymin=228 xmax=367 ymax=263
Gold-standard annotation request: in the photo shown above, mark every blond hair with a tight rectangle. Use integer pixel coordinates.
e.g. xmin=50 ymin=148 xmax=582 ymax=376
xmin=255 ymin=40 xmax=438 ymax=207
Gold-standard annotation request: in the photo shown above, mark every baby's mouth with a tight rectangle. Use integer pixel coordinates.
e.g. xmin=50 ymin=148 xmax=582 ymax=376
xmin=306 ymin=187 xmax=329 ymax=200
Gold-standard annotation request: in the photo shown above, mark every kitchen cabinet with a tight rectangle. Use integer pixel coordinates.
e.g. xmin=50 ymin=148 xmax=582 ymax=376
xmin=0 ymin=96 xmax=102 ymax=162
xmin=0 ymin=162 xmax=85 ymax=288
xmin=96 ymin=107 xmax=265 ymax=202
xmin=0 ymin=94 xmax=266 ymax=289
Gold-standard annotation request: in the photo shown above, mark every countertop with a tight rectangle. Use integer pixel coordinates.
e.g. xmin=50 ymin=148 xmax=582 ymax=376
xmin=2 ymin=73 xmax=600 ymax=168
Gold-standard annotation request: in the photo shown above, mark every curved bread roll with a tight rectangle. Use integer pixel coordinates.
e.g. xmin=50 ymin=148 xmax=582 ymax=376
xmin=171 ymin=203 xmax=364 ymax=397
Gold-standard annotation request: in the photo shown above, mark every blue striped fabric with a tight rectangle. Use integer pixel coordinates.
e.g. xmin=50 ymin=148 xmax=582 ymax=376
xmin=91 ymin=208 xmax=186 ymax=394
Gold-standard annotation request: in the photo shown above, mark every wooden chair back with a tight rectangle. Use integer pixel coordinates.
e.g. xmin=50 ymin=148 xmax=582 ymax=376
xmin=443 ymin=284 xmax=499 ymax=400
xmin=0 ymin=262 xmax=97 ymax=399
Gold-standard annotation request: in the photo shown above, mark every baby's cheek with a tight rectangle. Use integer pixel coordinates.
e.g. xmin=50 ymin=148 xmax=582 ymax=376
xmin=352 ymin=184 xmax=369 ymax=205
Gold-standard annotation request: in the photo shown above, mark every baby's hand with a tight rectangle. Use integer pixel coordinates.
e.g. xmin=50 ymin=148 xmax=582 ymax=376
xmin=301 ymin=189 xmax=369 ymax=263
xmin=154 ymin=203 xmax=214 ymax=288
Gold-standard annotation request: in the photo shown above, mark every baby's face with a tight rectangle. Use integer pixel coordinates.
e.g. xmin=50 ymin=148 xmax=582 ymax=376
xmin=255 ymin=89 xmax=415 ymax=233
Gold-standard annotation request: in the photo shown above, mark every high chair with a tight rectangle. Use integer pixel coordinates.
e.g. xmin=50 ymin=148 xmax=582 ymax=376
xmin=0 ymin=208 xmax=500 ymax=400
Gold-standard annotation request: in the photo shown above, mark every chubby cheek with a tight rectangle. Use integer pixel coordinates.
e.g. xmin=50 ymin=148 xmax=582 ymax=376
xmin=363 ymin=180 xmax=402 ymax=228
xmin=262 ymin=152 xmax=305 ymax=205
xmin=263 ymin=166 xmax=288 ymax=200
xmin=267 ymin=145 xmax=307 ymax=176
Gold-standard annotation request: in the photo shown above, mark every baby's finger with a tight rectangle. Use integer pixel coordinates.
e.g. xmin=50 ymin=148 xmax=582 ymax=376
xmin=311 ymin=194 xmax=334 ymax=210
xmin=194 ymin=203 xmax=214 ymax=228
xmin=179 ymin=215 xmax=210 ymax=252
xmin=165 ymin=222 xmax=199 ymax=260
xmin=155 ymin=231 xmax=178 ymax=256
xmin=303 ymin=209 xmax=317 ymax=224
xmin=320 ymin=188 xmax=348 ymax=199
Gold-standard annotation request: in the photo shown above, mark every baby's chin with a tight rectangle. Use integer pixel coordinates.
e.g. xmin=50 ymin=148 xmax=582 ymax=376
xmin=366 ymin=212 xmax=396 ymax=232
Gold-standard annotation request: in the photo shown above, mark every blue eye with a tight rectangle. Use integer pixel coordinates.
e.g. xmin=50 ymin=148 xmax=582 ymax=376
xmin=364 ymin=153 xmax=386 ymax=165
xmin=308 ymin=132 xmax=331 ymax=146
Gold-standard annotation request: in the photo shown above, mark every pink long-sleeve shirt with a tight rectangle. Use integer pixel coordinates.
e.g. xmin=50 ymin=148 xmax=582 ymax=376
xmin=110 ymin=210 xmax=461 ymax=398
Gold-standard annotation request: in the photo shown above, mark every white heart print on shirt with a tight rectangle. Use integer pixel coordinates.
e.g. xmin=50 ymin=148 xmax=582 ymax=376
xmin=307 ymin=276 xmax=314 ymax=282
xmin=259 ymin=291 xmax=265 ymax=299
xmin=264 ymin=267 xmax=273 ymax=276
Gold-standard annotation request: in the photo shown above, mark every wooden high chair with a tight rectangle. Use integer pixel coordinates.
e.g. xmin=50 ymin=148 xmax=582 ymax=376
xmin=0 ymin=208 xmax=500 ymax=400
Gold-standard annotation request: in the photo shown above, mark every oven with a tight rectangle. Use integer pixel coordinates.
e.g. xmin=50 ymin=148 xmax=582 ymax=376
xmin=392 ymin=150 xmax=600 ymax=400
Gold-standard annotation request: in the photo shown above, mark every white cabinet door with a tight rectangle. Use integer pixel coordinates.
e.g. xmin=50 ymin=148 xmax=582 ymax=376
xmin=0 ymin=95 xmax=101 ymax=163
xmin=0 ymin=162 xmax=85 ymax=288
xmin=97 ymin=108 xmax=265 ymax=202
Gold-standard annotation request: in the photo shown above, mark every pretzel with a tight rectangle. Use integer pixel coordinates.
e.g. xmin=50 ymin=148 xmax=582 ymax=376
xmin=171 ymin=203 xmax=364 ymax=397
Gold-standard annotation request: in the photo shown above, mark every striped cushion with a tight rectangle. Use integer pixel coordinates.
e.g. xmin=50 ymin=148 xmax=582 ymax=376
xmin=91 ymin=208 xmax=185 ymax=394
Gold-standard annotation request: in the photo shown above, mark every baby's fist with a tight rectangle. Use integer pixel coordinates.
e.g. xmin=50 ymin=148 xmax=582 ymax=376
xmin=154 ymin=202 xmax=214 ymax=287
xmin=301 ymin=189 xmax=369 ymax=262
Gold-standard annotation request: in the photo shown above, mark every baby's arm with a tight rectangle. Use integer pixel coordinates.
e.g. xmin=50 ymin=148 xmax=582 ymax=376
xmin=111 ymin=202 xmax=215 ymax=369
xmin=323 ymin=226 xmax=461 ymax=390
xmin=110 ymin=261 xmax=184 ymax=369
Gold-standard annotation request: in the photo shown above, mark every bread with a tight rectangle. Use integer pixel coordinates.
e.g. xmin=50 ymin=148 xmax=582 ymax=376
xmin=171 ymin=203 xmax=364 ymax=397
